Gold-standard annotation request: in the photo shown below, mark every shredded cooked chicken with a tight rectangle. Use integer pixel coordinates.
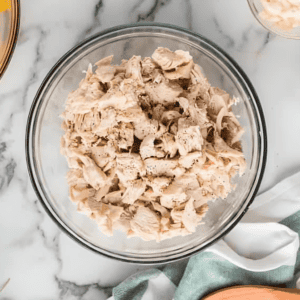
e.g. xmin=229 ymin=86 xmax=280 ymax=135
xmin=60 ymin=47 xmax=246 ymax=242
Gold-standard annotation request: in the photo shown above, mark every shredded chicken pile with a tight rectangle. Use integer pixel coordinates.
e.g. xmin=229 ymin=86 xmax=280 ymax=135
xmin=260 ymin=0 xmax=300 ymax=31
xmin=60 ymin=47 xmax=246 ymax=242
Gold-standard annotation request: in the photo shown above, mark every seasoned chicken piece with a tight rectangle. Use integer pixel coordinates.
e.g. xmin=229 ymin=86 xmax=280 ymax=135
xmin=146 ymin=176 xmax=172 ymax=195
xmin=64 ymin=68 xmax=105 ymax=115
xmin=174 ymin=173 xmax=200 ymax=190
xmin=138 ymin=190 xmax=158 ymax=202
xmin=208 ymin=92 xmax=229 ymax=117
xmin=98 ymin=77 xmax=142 ymax=111
xmin=120 ymin=77 xmax=143 ymax=103
xmin=130 ymin=207 xmax=160 ymax=241
xmin=104 ymin=190 xmax=123 ymax=204
xmin=210 ymin=87 xmax=231 ymax=105
xmin=157 ymin=133 xmax=178 ymax=158
xmin=164 ymin=61 xmax=194 ymax=80
xmin=152 ymin=47 xmax=192 ymax=71
xmin=140 ymin=134 xmax=165 ymax=160
xmin=64 ymin=97 xmax=101 ymax=115
xmin=116 ymin=153 xmax=146 ymax=183
xmin=190 ymin=64 xmax=210 ymax=90
xmin=152 ymin=201 xmax=170 ymax=218
xmin=113 ymin=211 xmax=133 ymax=234
xmin=176 ymin=118 xmax=204 ymax=156
xmin=95 ymin=55 xmax=115 ymax=83
xmin=93 ymin=108 xmax=117 ymax=136
xmin=145 ymin=80 xmax=183 ymax=106
xmin=152 ymin=104 xmax=166 ymax=121
xmin=94 ymin=184 xmax=111 ymax=202
xmin=115 ymin=105 xmax=145 ymax=123
xmin=116 ymin=122 xmax=134 ymax=150
xmin=97 ymin=88 xmax=129 ymax=111
xmin=182 ymin=197 xmax=198 ymax=233
xmin=160 ymin=217 xmax=171 ymax=232
xmin=170 ymin=202 xmax=185 ymax=223
xmin=133 ymin=116 xmax=159 ymax=140
xmin=87 ymin=194 xmax=105 ymax=211
xmin=188 ymin=102 xmax=210 ymax=127
xmin=77 ymin=199 xmax=94 ymax=216
xmin=69 ymin=185 xmax=92 ymax=203
xmin=221 ymin=114 xmax=245 ymax=147
xmin=152 ymin=47 xmax=195 ymax=80
xmin=214 ymin=133 xmax=244 ymax=159
xmin=110 ymin=72 xmax=125 ymax=89
xmin=160 ymin=190 xmax=187 ymax=209
xmin=90 ymin=144 xmax=116 ymax=169
xmin=153 ymin=124 xmax=166 ymax=140
xmin=141 ymin=57 xmax=156 ymax=76
xmin=152 ymin=69 xmax=165 ymax=83
xmin=90 ymin=146 xmax=113 ymax=169
xmin=172 ymin=166 xmax=186 ymax=178
xmin=177 ymin=97 xmax=189 ymax=114
xmin=144 ymin=158 xmax=180 ymax=177
xmin=73 ymin=110 xmax=98 ymax=133
xmin=160 ymin=111 xmax=182 ymax=124
xmin=94 ymin=203 xmax=124 ymax=235
xmin=170 ymin=173 xmax=209 ymax=206
xmin=179 ymin=151 xmax=202 ymax=169
xmin=125 ymin=55 xmax=144 ymax=85
xmin=66 ymin=130 xmax=97 ymax=148
xmin=122 ymin=179 xmax=146 ymax=205
xmin=66 ymin=169 xmax=87 ymax=187
xmin=80 ymin=156 xmax=109 ymax=190
xmin=65 ymin=156 xmax=82 ymax=169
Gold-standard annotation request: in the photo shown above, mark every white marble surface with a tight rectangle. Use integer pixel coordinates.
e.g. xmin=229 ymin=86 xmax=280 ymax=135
xmin=0 ymin=0 xmax=300 ymax=299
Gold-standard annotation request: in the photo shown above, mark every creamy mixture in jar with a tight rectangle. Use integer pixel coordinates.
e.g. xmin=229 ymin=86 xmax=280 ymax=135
xmin=260 ymin=0 xmax=300 ymax=31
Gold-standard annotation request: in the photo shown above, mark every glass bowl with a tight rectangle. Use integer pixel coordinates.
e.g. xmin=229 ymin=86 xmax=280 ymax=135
xmin=248 ymin=0 xmax=300 ymax=39
xmin=26 ymin=23 xmax=267 ymax=264
xmin=0 ymin=0 xmax=20 ymax=79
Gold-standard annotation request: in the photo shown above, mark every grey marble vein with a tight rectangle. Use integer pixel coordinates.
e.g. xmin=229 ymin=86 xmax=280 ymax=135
xmin=0 ymin=90 xmax=22 ymax=102
xmin=56 ymin=277 xmax=112 ymax=300
xmin=0 ymin=141 xmax=6 ymax=155
xmin=212 ymin=17 xmax=235 ymax=49
xmin=136 ymin=0 xmax=171 ymax=22
xmin=36 ymin=223 xmax=63 ymax=271
xmin=130 ymin=0 xmax=146 ymax=16
xmin=78 ymin=0 xmax=104 ymax=41
xmin=257 ymin=31 xmax=275 ymax=54
xmin=185 ymin=0 xmax=193 ymax=30
xmin=0 ymin=142 xmax=16 ymax=193
xmin=21 ymin=27 xmax=48 ymax=108
xmin=237 ymin=25 xmax=272 ymax=54
xmin=240 ymin=25 xmax=254 ymax=47
xmin=4 ymin=159 xmax=16 ymax=186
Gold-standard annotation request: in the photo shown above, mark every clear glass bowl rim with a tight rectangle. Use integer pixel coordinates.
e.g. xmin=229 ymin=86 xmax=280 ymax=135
xmin=25 ymin=22 xmax=268 ymax=265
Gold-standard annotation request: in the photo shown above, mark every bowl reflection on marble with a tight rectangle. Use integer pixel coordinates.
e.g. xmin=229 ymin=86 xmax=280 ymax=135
xmin=248 ymin=0 xmax=300 ymax=40
xmin=26 ymin=23 xmax=267 ymax=264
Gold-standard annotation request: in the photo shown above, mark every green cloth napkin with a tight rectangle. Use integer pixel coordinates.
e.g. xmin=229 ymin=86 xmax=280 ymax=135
xmin=112 ymin=210 xmax=300 ymax=300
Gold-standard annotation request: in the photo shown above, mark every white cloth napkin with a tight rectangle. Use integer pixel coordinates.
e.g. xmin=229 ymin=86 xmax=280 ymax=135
xmin=108 ymin=171 xmax=300 ymax=300
xmin=208 ymin=171 xmax=300 ymax=271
